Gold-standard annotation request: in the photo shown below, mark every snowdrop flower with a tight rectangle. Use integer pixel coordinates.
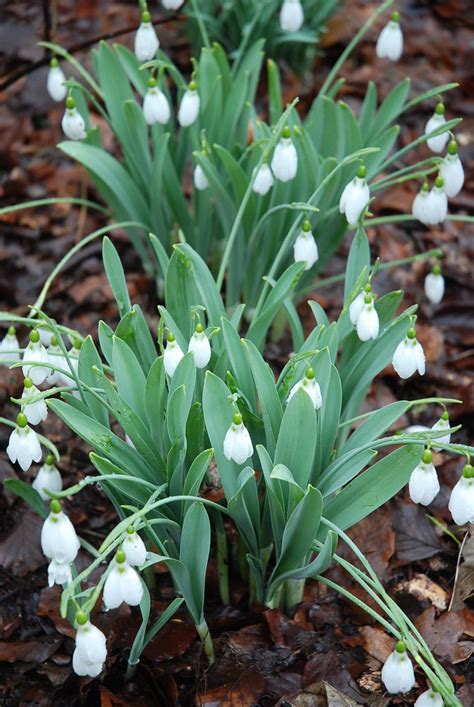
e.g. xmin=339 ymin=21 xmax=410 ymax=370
xmin=22 ymin=330 xmax=50 ymax=385
xmin=162 ymin=0 xmax=185 ymax=8
xmin=425 ymin=177 xmax=448 ymax=225
xmin=287 ymin=367 xmax=322 ymax=410
xmin=73 ymin=612 xmax=107 ymax=678
xmin=440 ymin=138 xmax=464 ymax=197
xmin=32 ymin=454 xmax=62 ymax=500
xmin=61 ymin=96 xmax=86 ymax=141
xmin=431 ymin=410 xmax=451 ymax=451
xmin=392 ymin=327 xmax=425 ymax=379
xmin=280 ymin=0 xmax=304 ymax=33
xmin=424 ymin=264 xmax=445 ymax=305
xmin=134 ymin=11 xmax=159 ymax=62
xmin=21 ymin=377 xmax=48 ymax=426
xmin=252 ymin=163 xmax=274 ymax=196
xmin=47 ymin=57 xmax=67 ymax=102
xmin=103 ymin=549 xmax=143 ymax=609
xmin=414 ymin=688 xmax=443 ymax=707
xmin=349 ymin=285 xmax=372 ymax=326
xmin=293 ymin=220 xmax=318 ymax=270
xmin=223 ymin=412 xmax=253 ymax=465
xmin=271 ymin=126 xmax=298 ymax=182
xmin=339 ymin=164 xmax=370 ymax=225
xmin=425 ymin=102 xmax=449 ymax=154
xmin=381 ymin=641 xmax=416 ymax=694
xmin=143 ymin=77 xmax=171 ymax=125
xmin=163 ymin=333 xmax=184 ymax=376
xmin=41 ymin=499 xmax=80 ymax=563
xmin=376 ymin=11 xmax=403 ymax=61
xmin=6 ymin=413 xmax=42 ymax=472
xmin=37 ymin=325 xmax=53 ymax=347
xmin=356 ymin=295 xmax=379 ymax=341
xmin=47 ymin=559 xmax=72 ymax=587
xmin=178 ymin=81 xmax=200 ymax=127
xmin=449 ymin=463 xmax=474 ymax=525
xmin=46 ymin=336 xmax=62 ymax=386
xmin=409 ymin=449 xmax=440 ymax=506
xmin=405 ymin=425 xmax=430 ymax=435
xmin=0 ymin=326 xmax=20 ymax=363
xmin=123 ymin=527 xmax=147 ymax=567
xmin=194 ymin=163 xmax=209 ymax=191
xmin=188 ymin=324 xmax=211 ymax=369
xmin=412 ymin=182 xmax=430 ymax=225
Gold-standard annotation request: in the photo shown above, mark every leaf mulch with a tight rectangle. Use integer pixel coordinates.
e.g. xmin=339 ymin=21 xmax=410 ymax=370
xmin=0 ymin=0 xmax=473 ymax=704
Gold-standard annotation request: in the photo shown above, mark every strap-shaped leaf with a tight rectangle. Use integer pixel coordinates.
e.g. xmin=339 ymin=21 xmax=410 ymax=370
xmin=179 ymin=502 xmax=210 ymax=624
xmin=102 ymin=237 xmax=131 ymax=318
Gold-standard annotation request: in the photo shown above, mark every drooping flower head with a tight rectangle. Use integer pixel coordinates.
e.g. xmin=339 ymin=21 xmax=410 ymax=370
xmin=376 ymin=11 xmax=403 ymax=62
xmin=178 ymin=80 xmax=200 ymax=127
xmin=134 ymin=11 xmax=159 ymax=62
xmin=0 ymin=325 xmax=20 ymax=363
xmin=287 ymin=367 xmax=323 ymax=410
xmin=440 ymin=138 xmax=464 ymax=197
xmin=22 ymin=329 xmax=50 ymax=386
xmin=194 ymin=162 xmax=209 ymax=191
xmin=414 ymin=688 xmax=443 ymax=707
xmin=123 ymin=526 xmax=147 ymax=567
xmin=431 ymin=410 xmax=451 ymax=451
xmin=356 ymin=293 xmax=379 ymax=342
xmin=6 ymin=412 xmax=42 ymax=472
xmin=392 ymin=327 xmax=425 ymax=380
xmin=252 ymin=163 xmax=274 ymax=196
xmin=33 ymin=453 xmax=62 ymax=500
xmin=339 ymin=164 xmax=370 ymax=225
xmin=349 ymin=283 xmax=372 ymax=326
xmin=425 ymin=176 xmax=448 ymax=225
xmin=61 ymin=96 xmax=87 ymax=141
xmin=381 ymin=640 xmax=416 ymax=694
xmin=293 ymin=220 xmax=319 ymax=271
xmin=143 ymin=76 xmax=171 ymax=126
xmin=408 ymin=448 xmax=440 ymax=506
xmin=271 ymin=126 xmax=298 ymax=182
xmin=280 ymin=0 xmax=304 ymax=33
xmin=21 ymin=377 xmax=48 ymax=426
xmin=47 ymin=57 xmax=67 ymax=102
xmin=223 ymin=412 xmax=254 ymax=465
xmin=425 ymin=102 xmax=449 ymax=154
xmin=41 ymin=499 xmax=80 ymax=564
xmin=188 ymin=323 xmax=211 ymax=369
xmin=424 ymin=264 xmax=445 ymax=305
xmin=449 ymin=463 xmax=474 ymax=526
xmin=73 ymin=611 xmax=107 ymax=678
xmin=103 ymin=548 xmax=144 ymax=609
xmin=163 ymin=332 xmax=184 ymax=376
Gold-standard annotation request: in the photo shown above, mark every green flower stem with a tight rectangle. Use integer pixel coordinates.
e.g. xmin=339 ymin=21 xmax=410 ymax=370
xmin=196 ymin=619 xmax=215 ymax=663
xmin=40 ymin=41 xmax=104 ymax=98
xmin=319 ymin=0 xmax=393 ymax=96
xmin=0 ymin=197 xmax=107 ymax=217
xmin=217 ymin=98 xmax=300 ymax=290
xmin=247 ymin=202 xmax=319 ymax=255
xmin=367 ymin=214 xmax=474 ymax=226
xmin=50 ymin=473 xmax=159 ymax=499
xmin=189 ymin=0 xmax=211 ymax=50
xmin=371 ymin=167 xmax=439 ymax=192
xmin=339 ymin=396 xmax=462 ymax=429
xmin=284 ymin=578 xmax=305 ymax=611
xmin=0 ymin=314 xmax=81 ymax=340
xmin=401 ymin=82 xmax=459 ymax=115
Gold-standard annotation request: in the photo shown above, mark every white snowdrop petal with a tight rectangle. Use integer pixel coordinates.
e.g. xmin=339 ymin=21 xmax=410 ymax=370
xmin=47 ymin=66 xmax=67 ymax=102
xmin=449 ymin=477 xmax=474 ymax=525
xmin=134 ymin=22 xmax=159 ymax=62
xmin=223 ymin=423 xmax=253 ymax=465
xmin=271 ymin=139 xmax=298 ymax=182
xmin=41 ymin=511 xmax=80 ymax=564
xmin=76 ymin=622 xmax=107 ymax=666
xmin=162 ymin=0 xmax=185 ymax=8
xmin=349 ymin=292 xmax=366 ymax=325
xmin=188 ymin=332 xmax=211 ymax=368
xmin=339 ymin=178 xmax=370 ymax=224
xmin=381 ymin=650 xmax=416 ymax=694
xmin=414 ymin=340 xmax=426 ymax=375
xmin=293 ymin=232 xmax=319 ymax=270
xmin=356 ymin=304 xmax=379 ymax=341
xmin=103 ymin=568 xmax=124 ymax=609
xmin=61 ymin=108 xmax=87 ymax=141
xmin=425 ymin=114 xmax=449 ymax=153
xmin=124 ymin=532 xmax=147 ymax=566
xmin=178 ymin=90 xmax=200 ymax=127
xmin=0 ymin=333 xmax=20 ymax=362
xmin=120 ymin=565 xmax=143 ymax=606
xmin=7 ymin=427 xmax=42 ymax=471
xmin=440 ymin=154 xmax=464 ymax=197
xmin=424 ymin=273 xmax=445 ymax=304
xmin=431 ymin=417 xmax=450 ymax=451
xmin=32 ymin=463 xmax=62 ymax=500
xmin=280 ymin=0 xmax=304 ymax=33
xmin=21 ymin=384 xmax=48 ymax=426
xmin=392 ymin=340 xmax=417 ymax=379
xmin=409 ymin=462 xmax=440 ymax=506
xmin=287 ymin=378 xmax=322 ymax=410
xmin=163 ymin=341 xmax=184 ymax=376
xmin=194 ymin=164 xmax=209 ymax=190
xmin=143 ymin=90 xmax=171 ymax=125
xmin=376 ymin=22 xmax=403 ymax=61
xmin=414 ymin=688 xmax=444 ymax=707
xmin=252 ymin=164 xmax=274 ymax=195
xmin=48 ymin=560 xmax=72 ymax=587
xmin=22 ymin=341 xmax=50 ymax=385
xmin=412 ymin=190 xmax=430 ymax=225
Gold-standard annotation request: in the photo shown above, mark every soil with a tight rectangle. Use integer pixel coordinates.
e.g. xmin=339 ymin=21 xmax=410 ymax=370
xmin=0 ymin=1 xmax=473 ymax=705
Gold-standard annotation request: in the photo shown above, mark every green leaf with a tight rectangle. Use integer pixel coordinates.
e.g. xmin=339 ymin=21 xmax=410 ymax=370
xmin=78 ymin=336 xmax=109 ymax=428
xmin=179 ymin=502 xmax=210 ymax=623
xmin=274 ymin=388 xmax=317 ymax=489
xmin=221 ymin=319 xmax=257 ymax=411
xmin=102 ymin=237 xmax=131 ymax=318
xmin=344 ymin=226 xmax=370 ymax=302
xmin=3 ymin=479 xmax=47 ymax=518
xmin=112 ymin=336 xmax=147 ymax=419
xmin=343 ymin=401 xmax=411 ymax=454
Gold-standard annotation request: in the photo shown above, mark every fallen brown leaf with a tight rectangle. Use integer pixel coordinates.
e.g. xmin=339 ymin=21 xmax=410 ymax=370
xmin=396 ymin=573 xmax=448 ymax=611
xmin=0 ymin=637 xmax=62 ymax=663
xmin=0 ymin=509 xmax=45 ymax=576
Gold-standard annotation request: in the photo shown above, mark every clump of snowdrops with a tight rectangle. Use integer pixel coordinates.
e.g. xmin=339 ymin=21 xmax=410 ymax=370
xmin=0 ymin=1 xmax=472 ymax=704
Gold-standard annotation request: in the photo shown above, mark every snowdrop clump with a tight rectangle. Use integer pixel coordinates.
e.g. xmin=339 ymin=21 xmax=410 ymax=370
xmin=73 ymin=612 xmax=107 ymax=678
xmin=7 ymin=413 xmax=42 ymax=472
xmin=392 ymin=327 xmax=425 ymax=380
xmin=163 ymin=333 xmax=185 ymax=376
xmin=449 ymin=464 xmax=474 ymax=526
xmin=143 ymin=77 xmax=171 ymax=125
xmin=271 ymin=126 xmax=298 ymax=182
xmin=252 ymin=163 xmax=274 ymax=196
xmin=381 ymin=641 xmax=416 ymax=694
xmin=61 ymin=96 xmax=87 ymax=141
xmin=287 ymin=368 xmax=322 ymax=410
xmin=178 ymin=81 xmax=200 ymax=127
xmin=339 ymin=164 xmax=370 ymax=225
xmin=440 ymin=138 xmax=465 ymax=197
xmin=134 ymin=11 xmax=159 ymax=63
xmin=188 ymin=324 xmax=212 ymax=369
xmin=46 ymin=57 xmax=67 ymax=102
xmin=0 ymin=326 xmax=20 ymax=363
xmin=103 ymin=549 xmax=143 ymax=609
xmin=223 ymin=412 xmax=253 ymax=465
xmin=32 ymin=454 xmax=62 ymax=501
xmin=425 ymin=102 xmax=449 ymax=154
xmin=408 ymin=449 xmax=440 ymax=506
xmin=424 ymin=264 xmax=445 ymax=305
xmin=280 ymin=0 xmax=304 ymax=33
xmin=293 ymin=220 xmax=319 ymax=271
xmin=375 ymin=11 xmax=403 ymax=62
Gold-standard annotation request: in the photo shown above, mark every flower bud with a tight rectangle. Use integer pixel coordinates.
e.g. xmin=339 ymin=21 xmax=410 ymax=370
xmin=47 ymin=58 xmax=67 ymax=102
xmin=280 ymin=0 xmax=304 ymax=33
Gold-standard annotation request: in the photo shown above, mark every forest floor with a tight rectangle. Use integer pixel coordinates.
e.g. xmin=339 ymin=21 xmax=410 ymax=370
xmin=0 ymin=0 xmax=473 ymax=705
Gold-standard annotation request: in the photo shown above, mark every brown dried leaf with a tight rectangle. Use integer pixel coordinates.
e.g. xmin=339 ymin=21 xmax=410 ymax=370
xmin=0 ymin=637 xmax=62 ymax=663
xmin=415 ymin=606 xmax=474 ymax=663
xmin=450 ymin=528 xmax=474 ymax=610
xmin=396 ymin=573 xmax=448 ymax=611
xmin=0 ymin=509 xmax=45 ymax=576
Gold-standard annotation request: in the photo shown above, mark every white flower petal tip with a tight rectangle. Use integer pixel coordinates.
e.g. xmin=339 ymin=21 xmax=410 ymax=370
xmin=22 ymin=331 xmax=50 ymax=385
xmin=61 ymin=100 xmax=87 ymax=141
xmin=48 ymin=559 xmax=72 ymax=587
xmin=293 ymin=222 xmax=319 ymax=270
xmin=376 ymin=14 xmax=403 ymax=61
xmin=287 ymin=369 xmax=322 ymax=410
xmin=194 ymin=164 xmax=209 ymax=191
xmin=425 ymin=104 xmax=449 ymax=154
xmin=163 ymin=336 xmax=184 ymax=377
xmin=408 ymin=450 xmax=440 ymax=506
xmin=188 ymin=327 xmax=211 ymax=369
xmin=431 ymin=414 xmax=451 ymax=451
xmin=21 ymin=378 xmax=48 ymax=426
xmin=73 ymin=616 xmax=107 ymax=678
xmin=103 ymin=552 xmax=144 ymax=609
xmin=7 ymin=416 xmax=42 ymax=472
xmin=425 ymin=180 xmax=448 ymax=225
xmin=424 ymin=269 xmax=445 ymax=304
xmin=271 ymin=131 xmax=298 ymax=182
xmin=33 ymin=457 xmax=62 ymax=500
xmin=178 ymin=86 xmax=200 ymax=127
xmin=252 ymin=163 xmax=274 ymax=196
xmin=123 ymin=529 xmax=147 ymax=566
xmin=414 ymin=688 xmax=444 ymax=707
xmin=134 ymin=17 xmax=159 ymax=62
xmin=47 ymin=62 xmax=67 ymax=102
xmin=349 ymin=291 xmax=366 ymax=325
xmin=381 ymin=642 xmax=416 ymax=694
xmin=339 ymin=167 xmax=370 ymax=225
xmin=223 ymin=414 xmax=253 ymax=465
xmin=412 ymin=184 xmax=430 ymax=224
xmin=449 ymin=464 xmax=474 ymax=526
xmin=280 ymin=0 xmax=304 ymax=33
xmin=41 ymin=502 xmax=80 ymax=564
xmin=0 ymin=327 xmax=20 ymax=363
xmin=143 ymin=82 xmax=171 ymax=125
xmin=440 ymin=140 xmax=464 ymax=197
xmin=392 ymin=329 xmax=425 ymax=379
xmin=355 ymin=297 xmax=379 ymax=341
xmin=162 ymin=0 xmax=185 ymax=8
